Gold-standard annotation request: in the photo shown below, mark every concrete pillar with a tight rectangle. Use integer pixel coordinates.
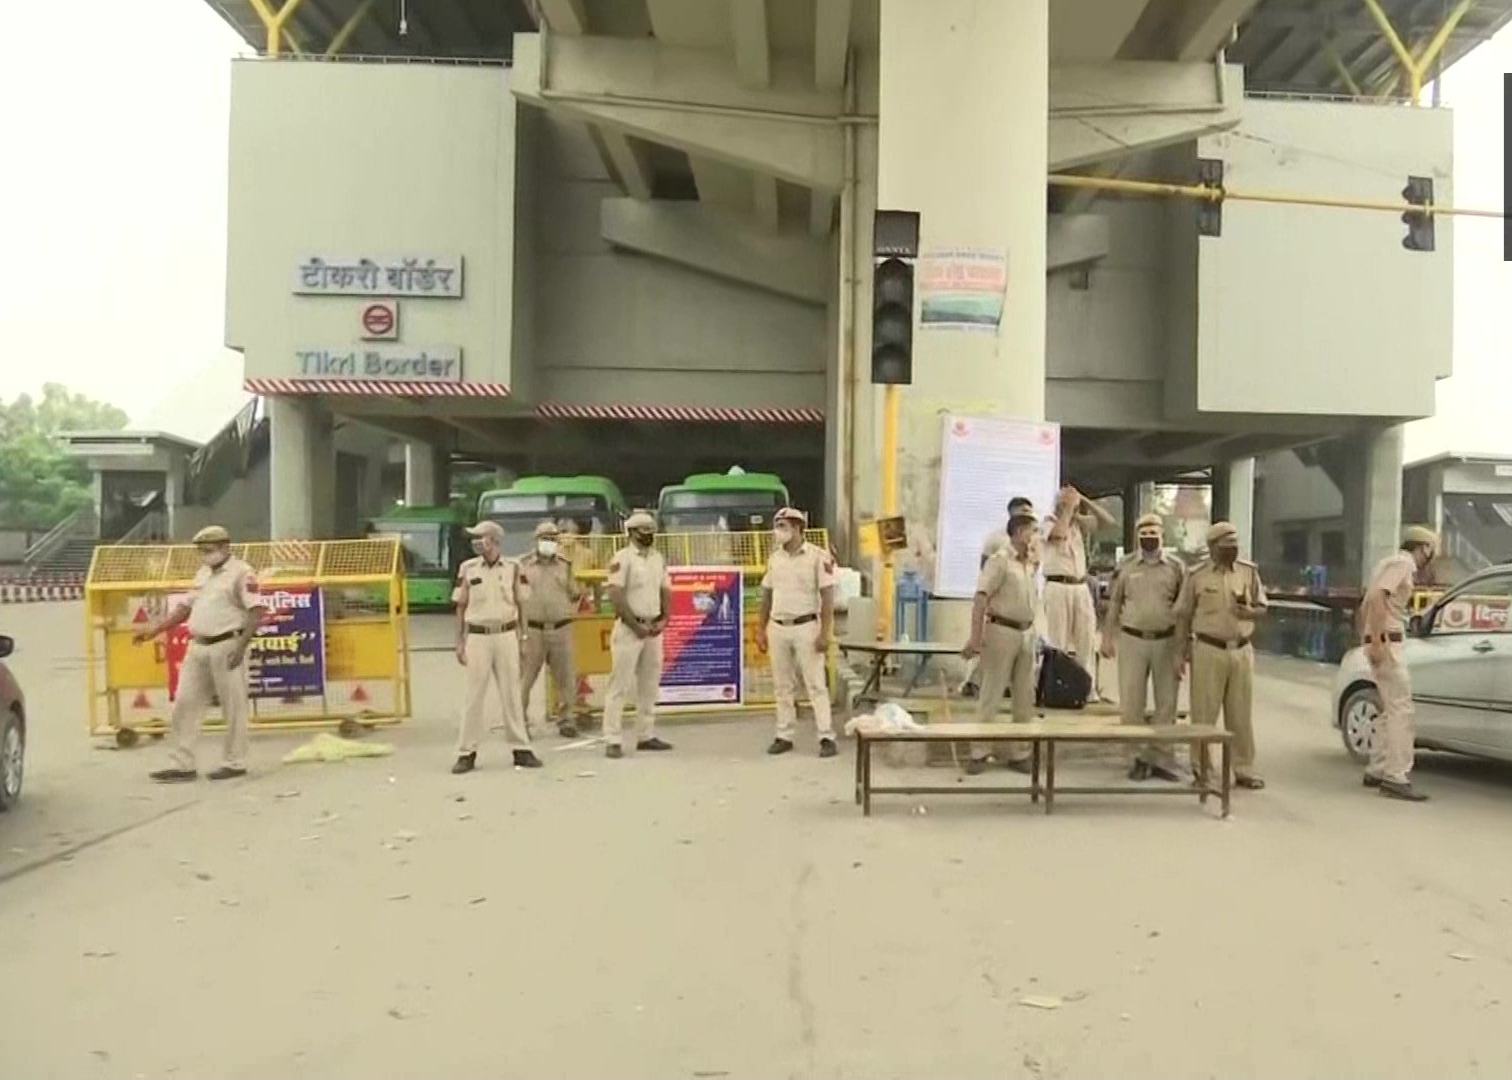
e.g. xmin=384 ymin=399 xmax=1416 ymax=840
xmin=874 ymin=0 xmax=1048 ymax=545
xmin=164 ymin=457 xmax=183 ymax=540
xmin=269 ymin=397 xmax=315 ymax=540
xmin=360 ymin=453 xmax=386 ymax=521
xmin=309 ymin=414 xmax=336 ymax=538
xmin=404 ymin=441 xmax=449 ymax=507
xmin=1341 ymin=426 xmax=1403 ymax=586
xmin=1225 ymin=457 xmax=1256 ymax=557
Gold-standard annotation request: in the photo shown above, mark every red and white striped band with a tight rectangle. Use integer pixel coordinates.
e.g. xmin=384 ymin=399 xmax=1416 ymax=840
xmin=534 ymin=403 xmax=825 ymax=424
xmin=244 ymin=379 xmax=511 ymax=398
xmin=0 ymin=582 xmax=84 ymax=604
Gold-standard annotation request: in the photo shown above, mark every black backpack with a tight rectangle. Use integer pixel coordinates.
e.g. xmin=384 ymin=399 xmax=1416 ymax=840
xmin=1035 ymin=646 xmax=1091 ymax=710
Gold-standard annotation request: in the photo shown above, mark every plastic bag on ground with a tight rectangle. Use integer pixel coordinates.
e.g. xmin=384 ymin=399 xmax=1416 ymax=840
xmin=843 ymin=701 xmax=925 ymax=736
xmin=282 ymin=732 xmax=396 ymax=765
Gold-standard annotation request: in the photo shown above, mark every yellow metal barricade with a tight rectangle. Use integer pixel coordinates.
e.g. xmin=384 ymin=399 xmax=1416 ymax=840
xmin=84 ymin=538 xmax=410 ymax=745
xmin=556 ymin=529 xmax=836 ymax=717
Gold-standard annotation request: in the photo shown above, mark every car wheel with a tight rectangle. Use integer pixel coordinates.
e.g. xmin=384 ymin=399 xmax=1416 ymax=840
xmin=1340 ymin=685 xmax=1380 ymax=764
xmin=0 ymin=708 xmax=23 ymax=811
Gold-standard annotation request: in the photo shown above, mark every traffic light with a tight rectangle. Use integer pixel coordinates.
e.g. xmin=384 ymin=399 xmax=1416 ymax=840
xmin=871 ymin=209 xmax=920 ymax=386
xmin=1402 ymin=175 xmax=1435 ymax=252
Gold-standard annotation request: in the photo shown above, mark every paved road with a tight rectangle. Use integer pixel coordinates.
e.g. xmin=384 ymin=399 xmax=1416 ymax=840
xmin=3 ymin=603 xmax=1512 ymax=1079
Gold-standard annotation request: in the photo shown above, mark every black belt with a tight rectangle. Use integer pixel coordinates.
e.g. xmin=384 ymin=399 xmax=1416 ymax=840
xmin=1363 ymin=631 xmax=1404 ymax=644
xmin=773 ymin=614 xmax=818 ymax=627
xmin=1122 ymin=626 xmax=1174 ymax=641
xmin=467 ymin=622 xmax=518 ymax=635
xmin=194 ymin=631 xmax=238 ymax=646
xmin=988 ymin=614 xmax=1032 ymax=631
xmin=1196 ymin=632 xmax=1251 ymax=651
xmin=528 ymin=619 xmax=573 ymax=631
xmin=619 ymin=617 xmax=663 ymax=636
xmin=1045 ymin=575 xmax=1085 ymax=585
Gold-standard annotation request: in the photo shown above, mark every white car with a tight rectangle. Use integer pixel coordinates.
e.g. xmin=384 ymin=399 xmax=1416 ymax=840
xmin=1332 ymin=565 xmax=1512 ymax=764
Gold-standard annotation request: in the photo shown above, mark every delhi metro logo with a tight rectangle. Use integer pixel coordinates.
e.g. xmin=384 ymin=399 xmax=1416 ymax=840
xmin=360 ymin=301 xmax=399 ymax=341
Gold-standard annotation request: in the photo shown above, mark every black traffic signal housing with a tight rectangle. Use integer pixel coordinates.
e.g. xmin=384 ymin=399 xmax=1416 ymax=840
xmin=1402 ymin=176 xmax=1435 ymax=253
xmin=872 ymin=256 xmax=914 ymax=385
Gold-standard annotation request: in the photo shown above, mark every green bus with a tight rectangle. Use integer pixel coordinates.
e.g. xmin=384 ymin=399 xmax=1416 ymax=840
xmin=365 ymin=505 xmax=469 ymax=611
xmin=656 ymin=468 xmax=790 ymax=532
xmin=476 ymin=475 xmax=630 ymax=556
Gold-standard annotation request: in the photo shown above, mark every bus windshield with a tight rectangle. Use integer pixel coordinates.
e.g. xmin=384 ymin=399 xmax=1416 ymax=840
xmin=658 ymin=490 xmax=784 ymax=533
xmin=371 ymin=520 xmax=448 ymax=574
xmin=478 ymin=494 xmax=615 ymax=555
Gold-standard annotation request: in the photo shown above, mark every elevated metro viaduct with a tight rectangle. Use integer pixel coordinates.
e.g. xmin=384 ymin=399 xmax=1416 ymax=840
xmin=207 ymin=0 xmax=1503 ymax=586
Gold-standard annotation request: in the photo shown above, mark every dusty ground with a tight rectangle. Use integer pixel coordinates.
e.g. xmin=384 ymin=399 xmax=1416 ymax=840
xmin=3 ymin=602 xmax=1512 ymax=1080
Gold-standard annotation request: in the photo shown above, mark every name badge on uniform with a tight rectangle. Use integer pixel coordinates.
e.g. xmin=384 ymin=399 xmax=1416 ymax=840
xmin=470 ymin=576 xmax=483 ymax=586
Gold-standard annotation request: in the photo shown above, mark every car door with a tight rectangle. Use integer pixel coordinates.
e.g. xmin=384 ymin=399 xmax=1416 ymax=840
xmin=1410 ymin=571 xmax=1512 ymax=753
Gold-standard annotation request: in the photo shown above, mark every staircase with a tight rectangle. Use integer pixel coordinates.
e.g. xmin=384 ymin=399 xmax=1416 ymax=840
xmin=33 ymin=538 xmax=98 ymax=577
xmin=184 ymin=398 xmax=269 ymax=509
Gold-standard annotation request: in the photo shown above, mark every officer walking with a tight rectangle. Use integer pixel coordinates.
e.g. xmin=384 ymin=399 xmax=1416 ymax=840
xmin=961 ymin=510 xmax=1041 ymax=774
xmin=452 ymin=520 xmax=541 ymax=774
xmin=519 ymin=520 xmax=584 ymax=738
xmin=757 ymin=506 xmax=838 ymax=758
xmin=133 ymin=525 xmax=268 ymax=783
xmin=1101 ymin=512 xmax=1185 ymax=782
xmin=1358 ymin=525 xmax=1438 ymax=801
xmin=1175 ymin=520 xmax=1269 ymax=789
xmin=1043 ymin=486 xmax=1115 ymax=687
xmin=602 ymin=510 xmax=675 ymax=759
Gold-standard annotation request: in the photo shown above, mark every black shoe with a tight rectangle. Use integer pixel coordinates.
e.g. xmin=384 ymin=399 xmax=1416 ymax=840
xmin=605 ymin=744 xmax=624 ymax=760
xmin=1005 ymin=758 xmax=1032 ymax=775
xmin=513 ymin=750 xmax=543 ymax=769
xmin=207 ymin=766 xmax=247 ymax=781
xmin=637 ymin=738 xmax=673 ymax=752
xmin=451 ymin=753 xmax=476 ymax=775
xmin=1128 ymin=761 xmax=1152 ymax=782
xmin=1362 ymin=774 xmax=1383 ymax=788
xmin=963 ymin=757 xmax=988 ymax=776
xmin=150 ymin=768 xmax=197 ymax=784
xmin=1380 ymin=780 xmax=1429 ymax=802
xmin=818 ymin=738 xmax=837 ymax=759
xmin=559 ymin=722 xmax=579 ymax=739
xmin=768 ymin=738 xmax=795 ymax=756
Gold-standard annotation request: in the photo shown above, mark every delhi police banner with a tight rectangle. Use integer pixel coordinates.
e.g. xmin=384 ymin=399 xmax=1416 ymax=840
xmin=658 ymin=567 xmax=743 ymax=709
xmin=166 ymin=585 xmax=327 ymax=701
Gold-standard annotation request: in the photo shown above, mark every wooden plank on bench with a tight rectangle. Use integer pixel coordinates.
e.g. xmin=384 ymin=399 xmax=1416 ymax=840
xmin=857 ymin=722 xmax=1228 ymax=743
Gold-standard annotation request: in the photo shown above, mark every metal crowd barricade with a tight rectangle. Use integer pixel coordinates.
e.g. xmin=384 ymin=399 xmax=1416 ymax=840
xmin=556 ymin=528 xmax=836 ymax=717
xmin=84 ymin=538 xmax=410 ymax=746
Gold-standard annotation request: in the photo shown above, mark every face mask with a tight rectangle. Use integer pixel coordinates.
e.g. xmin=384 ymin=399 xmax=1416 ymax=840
xmin=1215 ymin=544 xmax=1239 ymax=563
xmin=632 ymin=531 xmax=655 ymax=548
xmin=537 ymin=539 xmax=558 ymax=558
xmin=774 ymin=526 xmax=795 ymax=545
xmin=200 ymin=548 xmax=228 ymax=569
xmin=1139 ymin=538 xmax=1160 ymax=554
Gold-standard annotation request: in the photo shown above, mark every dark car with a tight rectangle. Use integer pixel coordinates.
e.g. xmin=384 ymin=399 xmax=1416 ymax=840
xmin=0 ymin=635 xmax=23 ymax=810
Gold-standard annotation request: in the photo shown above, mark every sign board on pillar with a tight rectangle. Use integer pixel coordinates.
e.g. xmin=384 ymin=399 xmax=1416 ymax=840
xmin=294 ymin=345 xmax=463 ymax=382
xmin=293 ymin=255 xmax=464 ymax=298
xmin=918 ymin=248 xmax=1008 ymax=331
xmin=359 ymin=300 xmax=399 ymax=341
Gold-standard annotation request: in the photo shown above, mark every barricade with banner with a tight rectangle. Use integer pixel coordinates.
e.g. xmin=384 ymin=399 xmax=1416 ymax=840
xmin=84 ymin=538 xmax=410 ymax=746
xmin=553 ymin=529 xmax=836 ymax=717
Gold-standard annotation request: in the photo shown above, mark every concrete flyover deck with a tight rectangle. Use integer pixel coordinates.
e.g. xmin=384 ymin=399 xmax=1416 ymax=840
xmin=4 ymin=602 xmax=1512 ymax=1078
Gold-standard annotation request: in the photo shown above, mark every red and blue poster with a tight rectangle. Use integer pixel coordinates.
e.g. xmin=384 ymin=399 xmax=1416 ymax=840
xmin=165 ymin=585 xmax=326 ymax=701
xmin=658 ymin=567 xmax=743 ymax=708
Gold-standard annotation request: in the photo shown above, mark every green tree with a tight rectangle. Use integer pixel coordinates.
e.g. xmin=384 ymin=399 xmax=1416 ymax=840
xmin=0 ymin=384 xmax=129 ymax=530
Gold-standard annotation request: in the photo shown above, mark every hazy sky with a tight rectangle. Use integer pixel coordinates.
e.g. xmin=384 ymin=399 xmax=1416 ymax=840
xmin=0 ymin=3 xmax=1505 ymax=454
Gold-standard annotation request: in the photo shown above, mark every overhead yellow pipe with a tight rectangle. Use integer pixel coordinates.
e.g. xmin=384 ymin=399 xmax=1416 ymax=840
xmin=878 ymin=384 xmax=900 ymax=642
xmin=326 ymin=0 xmax=377 ymax=57
xmin=1359 ymin=0 xmax=1474 ymax=103
xmin=1048 ymin=172 xmax=1505 ymax=221
xmin=247 ymin=0 xmax=309 ymax=58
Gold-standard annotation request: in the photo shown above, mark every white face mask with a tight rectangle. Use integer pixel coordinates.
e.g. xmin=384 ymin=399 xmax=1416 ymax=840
xmin=537 ymin=539 xmax=558 ymax=558
xmin=774 ymin=525 xmax=796 ymax=545
xmin=200 ymin=548 xmax=228 ymax=569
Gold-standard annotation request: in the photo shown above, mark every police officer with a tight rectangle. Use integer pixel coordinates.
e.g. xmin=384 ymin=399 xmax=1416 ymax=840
xmin=603 ymin=510 xmax=674 ymax=759
xmin=452 ymin=520 xmax=541 ymax=774
xmin=133 ymin=525 xmax=268 ymax=783
xmin=519 ymin=520 xmax=584 ymax=738
xmin=981 ymin=497 xmax=1040 ymax=567
xmin=1101 ymin=513 xmax=1185 ymax=782
xmin=758 ymin=507 xmax=838 ymax=758
xmin=1359 ymin=525 xmax=1438 ymax=801
xmin=1175 ymin=520 xmax=1269 ymax=789
xmin=1043 ymin=486 xmax=1115 ymax=686
xmin=961 ymin=510 xmax=1041 ymax=774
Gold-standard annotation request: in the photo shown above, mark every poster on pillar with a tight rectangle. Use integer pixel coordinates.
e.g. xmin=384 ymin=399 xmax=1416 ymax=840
xmin=918 ymin=249 xmax=1008 ymax=331
xmin=935 ymin=415 xmax=1061 ymax=599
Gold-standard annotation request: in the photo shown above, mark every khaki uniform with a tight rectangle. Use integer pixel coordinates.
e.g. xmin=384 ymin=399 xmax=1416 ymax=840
xmin=169 ymin=558 xmax=261 ymax=772
xmin=1177 ymin=558 xmax=1268 ymax=780
xmin=603 ymin=544 xmax=668 ymax=749
xmin=972 ymin=549 xmax=1040 ymax=762
xmin=456 ymin=555 xmax=531 ymax=755
xmin=762 ymin=542 xmax=836 ymax=742
xmin=1042 ymin=516 xmax=1096 ymax=676
xmin=1365 ymin=551 xmax=1417 ymax=784
xmin=519 ymin=551 xmax=580 ymax=728
xmin=1104 ymin=551 xmax=1185 ymax=770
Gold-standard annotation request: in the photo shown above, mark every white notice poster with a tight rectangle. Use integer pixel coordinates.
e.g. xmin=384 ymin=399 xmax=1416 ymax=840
xmin=935 ymin=415 xmax=1061 ymax=599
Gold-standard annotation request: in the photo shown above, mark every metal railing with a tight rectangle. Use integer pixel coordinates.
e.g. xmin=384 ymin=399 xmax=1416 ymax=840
xmin=116 ymin=509 xmax=167 ymax=546
xmin=251 ymin=53 xmax=509 ymax=67
xmin=184 ymin=398 xmax=267 ymax=508
xmin=23 ymin=507 xmax=97 ymax=572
